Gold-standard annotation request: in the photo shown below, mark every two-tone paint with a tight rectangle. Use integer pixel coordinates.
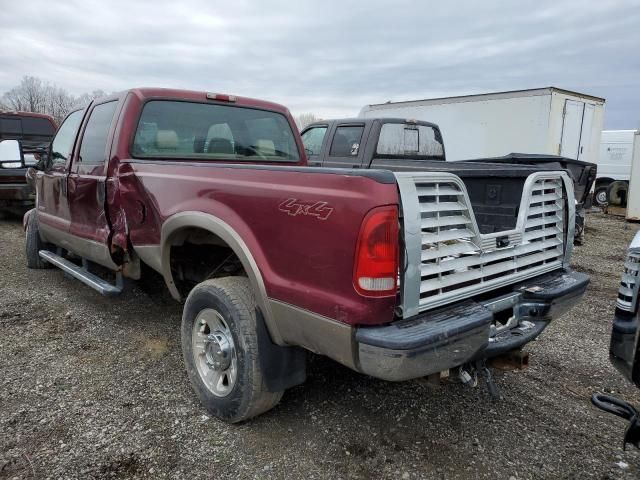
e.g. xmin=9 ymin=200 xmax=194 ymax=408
xmin=33 ymin=88 xmax=401 ymax=355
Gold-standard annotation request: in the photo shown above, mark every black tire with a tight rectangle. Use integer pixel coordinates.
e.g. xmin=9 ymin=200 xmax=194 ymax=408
xmin=594 ymin=186 xmax=609 ymax=207
xmin=607 ymin=181 xmax=629 ymax=207
xmin=25 ymin=212 xmax=51 ymax=269
xmin=181 ymin=276 xmax=283 ymax=423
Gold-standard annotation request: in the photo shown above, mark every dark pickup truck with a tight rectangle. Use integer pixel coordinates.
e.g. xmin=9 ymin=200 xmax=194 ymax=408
xmin=2 ymin=89 xmax=589 ymax=422
xmin=592 ymin=231 xmax=640 ymax=448
xmin=301 ymin=118 xmax=597 ymax=243
xmin=0 ymin=111 xmax=57 ymax=215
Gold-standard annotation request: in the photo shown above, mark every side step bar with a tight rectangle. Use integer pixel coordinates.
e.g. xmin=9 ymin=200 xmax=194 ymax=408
xmin=39 ymin=250 xmax=123 ymax=296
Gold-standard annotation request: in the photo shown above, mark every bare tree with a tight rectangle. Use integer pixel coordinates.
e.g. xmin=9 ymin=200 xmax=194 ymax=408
xmin=73 ymin=89 xmax=108 ymax=109
xmin=2 ymin=76 xmax=49 ymax=113
xmin=45 ymin=86 xmax=76 ymax=123
xmin=294 ymin=113 xmax=321 ymax=130
xmin=0 ymin=76 xmax=110 ymax=124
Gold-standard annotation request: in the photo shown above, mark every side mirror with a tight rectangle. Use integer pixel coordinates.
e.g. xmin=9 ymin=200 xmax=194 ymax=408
xmin=0 ymin=139 xmax=23 ymax=168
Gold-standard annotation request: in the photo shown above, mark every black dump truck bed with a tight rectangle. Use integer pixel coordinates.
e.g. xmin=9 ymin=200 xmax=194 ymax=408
xmin=301 ymin=118 xmax=595 ymax=236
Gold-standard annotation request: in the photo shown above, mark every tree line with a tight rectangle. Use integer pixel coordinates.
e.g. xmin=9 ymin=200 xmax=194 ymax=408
xmin=0 ymin=76 xmax=107 ymax=124
xmin=1 ymin=76 xmax=321 ymax=129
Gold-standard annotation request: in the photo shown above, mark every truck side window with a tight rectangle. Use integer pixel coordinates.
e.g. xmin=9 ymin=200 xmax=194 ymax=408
xmin=50 ymin=110 xmax=83 ymax=168
xmin=301 ymin=126 xmax=327 ymax=156
xmin=79 ymin=101 xmax=118 ymax=165
xmin=330 ymin=126 xmax=364 ymax=157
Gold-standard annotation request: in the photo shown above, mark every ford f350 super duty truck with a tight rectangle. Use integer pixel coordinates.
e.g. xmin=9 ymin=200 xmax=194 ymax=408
xmin=1 ymin=88 xmax=589 ymax=422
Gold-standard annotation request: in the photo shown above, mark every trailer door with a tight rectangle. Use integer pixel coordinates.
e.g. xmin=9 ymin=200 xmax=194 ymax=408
xmin=560 ymin=100 xmax=584 ymax=159
xmin=577 ymin=103 xmax=594 ymax=161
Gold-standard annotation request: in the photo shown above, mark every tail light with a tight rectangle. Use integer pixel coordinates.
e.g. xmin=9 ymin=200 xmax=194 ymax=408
xmin=353 ymin=206 xmax=399 ymax=297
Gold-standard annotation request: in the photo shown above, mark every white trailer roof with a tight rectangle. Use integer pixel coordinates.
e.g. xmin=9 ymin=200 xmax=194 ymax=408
xmin=365 ymin=87 xmax=606 ymax=109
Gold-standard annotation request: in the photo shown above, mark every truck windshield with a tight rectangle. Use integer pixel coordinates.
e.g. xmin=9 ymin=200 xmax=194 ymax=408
xmin=376 ymin=123 xmax=444 ymax=159
xmin=132 ymin=100 xmax=300 ymax=162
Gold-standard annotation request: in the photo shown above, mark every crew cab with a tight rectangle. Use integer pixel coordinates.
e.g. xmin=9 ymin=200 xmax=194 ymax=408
xmin=301 ymin=118 xmax=597 ymax=243
xmin=0 ymin=112 xmax=57 ymax=215
xmin=2 ymin=88 xmax=589 ymax=422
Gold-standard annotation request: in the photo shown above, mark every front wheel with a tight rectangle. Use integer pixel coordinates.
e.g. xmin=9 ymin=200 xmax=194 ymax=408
xmin=25 ymin=211 xmax=52 ymax=269
xmin=594 ymin=186 xmax=609 ymax=207
xmin=181 ymin=277 xmax=283 ymax=423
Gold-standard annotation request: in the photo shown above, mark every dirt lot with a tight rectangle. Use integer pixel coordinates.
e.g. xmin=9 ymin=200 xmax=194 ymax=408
xmin=1 ymin=212 xmax=639 ymax=479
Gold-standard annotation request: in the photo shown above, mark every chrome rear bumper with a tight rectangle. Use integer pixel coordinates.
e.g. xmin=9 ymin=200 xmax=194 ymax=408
xmin=355 ymin=269 xmax=589 ymax=381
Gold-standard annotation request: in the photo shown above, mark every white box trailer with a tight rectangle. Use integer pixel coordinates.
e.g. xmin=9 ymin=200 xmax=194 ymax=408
xmin=359 ymin=87 xmax=605 ymax=164
xmin=627 ymin=131 xmax=640 ymax=221
xmin=594 ymin=130 xmax=638 ymax=208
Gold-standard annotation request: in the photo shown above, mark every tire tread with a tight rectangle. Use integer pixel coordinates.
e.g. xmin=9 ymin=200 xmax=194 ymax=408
xmin=25 ymin=212 xmax=51 ymax=269
xmin=182 ymin=276 xmax=283 ymax=423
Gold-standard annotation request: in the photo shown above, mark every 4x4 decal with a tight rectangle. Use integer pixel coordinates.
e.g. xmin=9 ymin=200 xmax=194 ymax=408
xmin=278 ymin=198 xmax=334 ymax=220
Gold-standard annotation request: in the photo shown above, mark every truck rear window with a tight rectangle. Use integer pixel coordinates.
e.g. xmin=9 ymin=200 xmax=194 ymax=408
xmin=132 ymin=101 xmax=300 ymax=162
xmin=0 ymin=116 xmax=56 ymax=139
xmin=376 ymin=123 xmax=444 ymax=159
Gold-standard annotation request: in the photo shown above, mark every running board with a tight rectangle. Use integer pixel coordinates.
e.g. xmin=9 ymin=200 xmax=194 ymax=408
xmin=38 ymin=250 xmax=123 ymax=296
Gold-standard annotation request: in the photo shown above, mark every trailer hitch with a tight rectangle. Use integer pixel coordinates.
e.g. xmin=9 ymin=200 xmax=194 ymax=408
xmin=458 ymin=360 xmax=501 ymax=400
xmin=476 ymin=360 xmax=500 ymax=400
xmin=592 ymin=393 xmax=640 ymax=450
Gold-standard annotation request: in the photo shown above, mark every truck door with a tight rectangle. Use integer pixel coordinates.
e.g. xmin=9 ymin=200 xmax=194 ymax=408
xmin=323 ymin=123 xmax=370 ymax=169
xmin=300 ymin=124 xmax=329 ymax=166
xmin=37 ymin=110 xmax=84 ymax=242
xmin=560 ymin=100 xmax=585 ymax=159
xmin=67 ymin=100 xmax=120 ymax=268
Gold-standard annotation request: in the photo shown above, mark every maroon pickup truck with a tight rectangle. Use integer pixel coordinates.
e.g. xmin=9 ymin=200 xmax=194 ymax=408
xmin=1 ymin=88 xmax=589 ymax=422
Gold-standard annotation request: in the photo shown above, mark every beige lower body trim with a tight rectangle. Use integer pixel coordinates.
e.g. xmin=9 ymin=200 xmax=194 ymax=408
xmin=134 ymin=245 xmax=162 ymax=273
xmin=269 ymin=299 xmax=357 ymax=370
xmin=39 ymin=223 xmax=118 ymax=270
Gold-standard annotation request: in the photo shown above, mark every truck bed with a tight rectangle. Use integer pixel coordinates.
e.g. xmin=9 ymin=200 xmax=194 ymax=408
xmin=371 ymin=157 xmax=561 ymax=234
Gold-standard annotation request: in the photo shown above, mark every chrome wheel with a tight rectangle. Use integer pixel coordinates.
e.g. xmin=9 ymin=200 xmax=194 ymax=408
xmin=192 ymin=308 xmax=237 ymax=397
xmin=596 ymin=189 xmax=608 ymax=205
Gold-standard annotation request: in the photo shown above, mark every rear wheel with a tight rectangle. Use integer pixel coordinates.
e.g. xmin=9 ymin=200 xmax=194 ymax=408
xmin=25 ymin=212 xmax=52 ymax=269
xmin=607 ymin=181 xmax=629 ymax=207
xmin=181 ymin=277 xmax=283 ymax=422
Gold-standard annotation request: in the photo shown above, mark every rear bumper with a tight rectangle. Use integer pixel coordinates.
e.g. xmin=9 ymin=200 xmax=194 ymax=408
xmin=355 ymin=269 xmax=589 ymax=381
xmin=610 ymin=312 xmax=640 ymax=386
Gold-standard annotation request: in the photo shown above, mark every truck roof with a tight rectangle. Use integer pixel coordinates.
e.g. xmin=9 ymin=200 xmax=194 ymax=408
xmin=305 ymin=117 xmax=440 ymax=130
xmin=113 ymin=87 xmax=292 ymax=115
xmin=0 ymin=110 xmax=57 ymax=125
xmin=363 ymin=87 xmax=606 ymax=109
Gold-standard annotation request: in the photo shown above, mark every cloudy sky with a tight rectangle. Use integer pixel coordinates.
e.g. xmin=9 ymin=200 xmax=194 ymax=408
xmin=1 ymin=0 xmax=639 ymax=128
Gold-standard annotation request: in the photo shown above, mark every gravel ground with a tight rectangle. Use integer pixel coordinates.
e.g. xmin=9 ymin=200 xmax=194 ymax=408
xmin=1 ymin=211 xmax=640 ymax=480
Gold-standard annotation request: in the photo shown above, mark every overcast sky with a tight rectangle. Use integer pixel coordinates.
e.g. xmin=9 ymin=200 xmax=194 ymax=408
xmin=1 ymin=0 xmax=639 ymax=128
